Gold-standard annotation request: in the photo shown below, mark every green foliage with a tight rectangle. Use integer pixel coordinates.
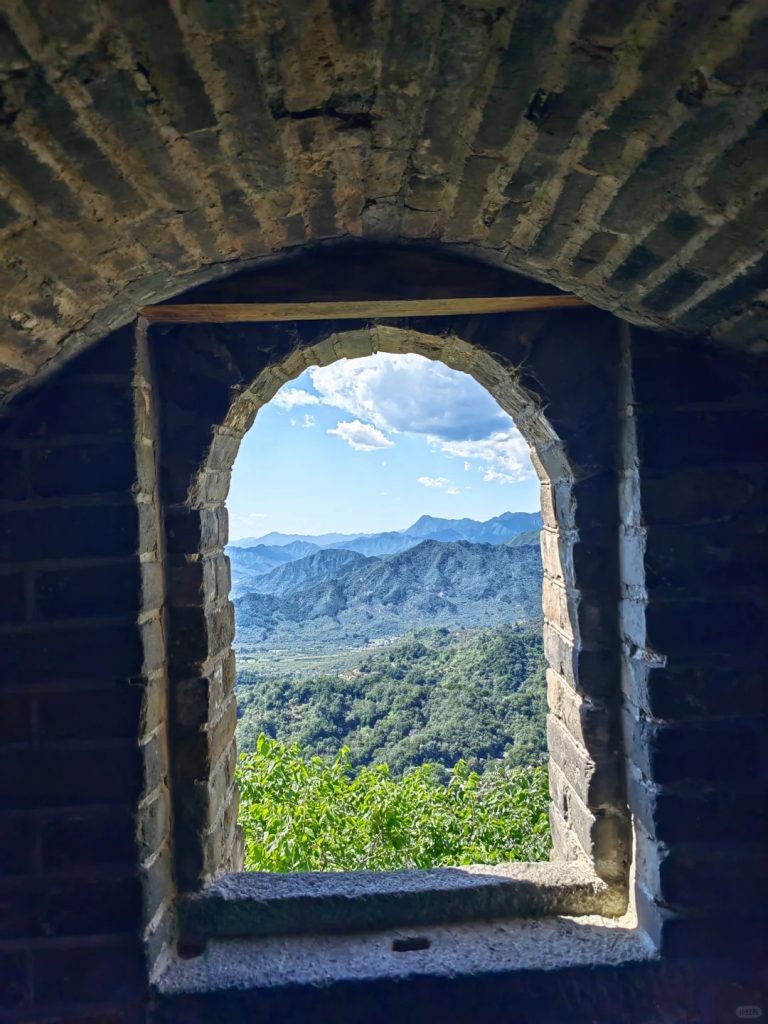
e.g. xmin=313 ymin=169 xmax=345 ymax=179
xmin=236 ymin=735 xmax=551 ymax=872
xmin=237 ymin=624 xmax=547 ymax=776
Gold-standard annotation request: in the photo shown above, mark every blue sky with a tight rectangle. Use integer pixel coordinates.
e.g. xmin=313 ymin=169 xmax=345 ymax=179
xmin=228 ymin=354 xmax=539 ymax=540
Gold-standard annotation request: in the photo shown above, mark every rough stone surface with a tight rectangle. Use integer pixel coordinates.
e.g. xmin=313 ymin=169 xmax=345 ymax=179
xmin=179 ymin=863 xmax=625 ymax=941
xmin=0 ymin=1 xmax=767 ymax=404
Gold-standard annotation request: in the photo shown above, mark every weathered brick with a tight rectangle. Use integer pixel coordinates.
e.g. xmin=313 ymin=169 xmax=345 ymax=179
xmin=35 ymin=563 xmax=143 ymax=618
xmin=547 ymin=714 xmax=622 ymax=810
xmin=636 ymin=411 xmax=768 ymax=468
xmin=0 ymin=503 xmax=140 ymax=561
xmin=137 ymin=786 xmax=171 ymax=862
xmin=0 ymin=873 xmax=140 ymax=939
xmin=0 ymin=446 xmax=26 ymax=499
xmin=15 ymin=380 xmax=134 ymax=440
xmin=38 ymin=686 xmax=142 ymax=742
xmin=32 ymin=939 xmax=145 ymax=1003
xmin=639 ymin=467 xmax=765 ymax=525
xmin=628 ymin=773 xmax=768 ymax=845
xmin=0 ymin=571 xmax=26 ymax=623
xmin=29 ymin=442 xmax=138 ymax=498
xmin=631 ymin=663 xmax=766 ymax=720
xmin=3 ymin=624 xmax=144 ymax=685
xmin=164 ymin=507 xmax=227 ymax=556
xmin=646 ymin=597 xmax=768 ymax=660
xmin=0 ymin=693 xmax=33 ymax=745
xmin=42 ymin=811 xmax=136 ymax=869
xmin=625 ymin=712 xmax=764 ymax=785
xmin=167 ymin=601 xmax=234 ymax=671
xmin=0 ymin=815 xmax=37 ymax=875
xmin=0 ymin=748 xmax=142 ymax=809
xmin=0 ymin=948 xmax=27 ymax=1009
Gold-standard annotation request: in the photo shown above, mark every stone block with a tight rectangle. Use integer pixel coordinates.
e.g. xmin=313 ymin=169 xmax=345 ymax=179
xmin=636 ymin=410 xmax=768 ymax=468
xmin=541 ymin=576 xmax=575 ymax=638
xmin=0 ymin=571 xmax=25 ymax=623
xmin=29 ymin=442 xmax=138 ymax=498
xmin=137 ymin=785 xmax=172 ymax=863
xmin=639 ymin=467 xmax=765 ymax=525
xmin=625 ymin=711 xmax=763 ymax=786
xmin=34 ymin=562 xmax=143 ymax=618
xmin=643 ymin=523 xmax=768 ymax=590
xmin=0 ymin=873 xmax=141 ymax=940
xmin=637 ymin=663 xmax=766 ymax=720
xmin=164 ymin=507 xmax=227 ymax=556
xmin=42 ymin=811 xmax=136 ymax=870
xmin=0 ymin=502 xmax=141 ymax=562
xmin=168 ymin=601 xmax=234 ymax=671
xmin=173 ymin=664 xmax=231 ymax=730
xmin=0 ymin=446 xmax=26 ymax=500
xmin=0 ymin=747 xmax=142 ymax=809
xmin=15 ymin=380 xmax=135 ymax=440
xmin=546 ymin=670 xmax=613 ymax=751
xmin=548 ymin=713 xmax=623 ymax=810
xmin=646 ymin=596 xmax=768 ymax=660
xmin=140 ymin=841 xmax=175 ymax=925
xmin=32 ymin=938 xmax=145 ymax=1003
xmin=539 ymin=479 xmax=574 ymax=531
xmin=0 ymin=949 xmax=27 ymax=1009
xmin=539 ymin=528 xmax=568 ymax=584
xmin=3 ymin=623 xmax=144 ymax=685
xmin=635 ymin=884 xmax=767 ymax=961
xmin=627 ymin=772 xmax=768 ymax=845
xmin=0 ymin=815 xmax=37 ymax=876
xmin=38 ymin=686 xmax=142 ymax=742
xmin=548 ymin=760 xmax=629 ymax=885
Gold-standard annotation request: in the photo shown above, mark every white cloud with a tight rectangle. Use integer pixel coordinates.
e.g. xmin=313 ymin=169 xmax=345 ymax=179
xmin=273 ymin=388 xmax=321 ymax=410
xmin=436 ymin=430 xmax=534 ymax=483
xmin=463 ymin=461 xmax=472 ymax=472
xmin=417 ymin=476 xmax=460 ymax=494
xmin=230 ymin=511 xmax=267 ymax=524
xmin=483 ymin=469 xmax=518 ymax=484
xmin=417 ymin=476 xmax=452 ymax=488
xmin=302 ymin=413 xmax=315 ymax=428
xmin=309 ymin=353 xmax=512 ymax=441
xmin=328 ymin=419 xmax=395 ymax=452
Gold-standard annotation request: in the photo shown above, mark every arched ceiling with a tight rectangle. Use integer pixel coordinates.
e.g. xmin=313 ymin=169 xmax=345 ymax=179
xmin=0 ymin=0 xmax=766 ymax=400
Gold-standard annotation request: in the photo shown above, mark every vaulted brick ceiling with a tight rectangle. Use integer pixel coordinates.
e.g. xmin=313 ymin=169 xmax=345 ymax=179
xmin=0 ymin=0 xmax=766 ymax=399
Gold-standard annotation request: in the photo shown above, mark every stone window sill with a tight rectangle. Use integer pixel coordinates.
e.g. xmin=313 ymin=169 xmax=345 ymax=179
xmin=178 ymin=862 xmax=627 ymax=945
xmin=157 ymin=907 xmax=655 ymax=1002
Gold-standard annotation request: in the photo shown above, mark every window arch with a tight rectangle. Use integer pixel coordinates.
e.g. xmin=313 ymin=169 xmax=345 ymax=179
xmin=153 ymin=310 xmax=630 ymax=915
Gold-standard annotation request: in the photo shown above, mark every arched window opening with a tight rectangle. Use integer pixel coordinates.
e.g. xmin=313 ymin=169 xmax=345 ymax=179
xmin=156 ymin=307 xmax=632 ymax=939
xmin=226 ymin=351 xmax=549 ymax=872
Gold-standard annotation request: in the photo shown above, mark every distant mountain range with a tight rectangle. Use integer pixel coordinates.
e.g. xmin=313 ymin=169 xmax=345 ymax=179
xmin=234 ymin=538 xmax=542 ymax=653
xmin=229 ymin=511 xmax=542 ymax=594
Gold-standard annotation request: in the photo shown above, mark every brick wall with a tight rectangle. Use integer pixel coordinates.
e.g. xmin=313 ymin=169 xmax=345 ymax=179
xmin=0 ymin=247 xmax=765 ymax=1021
xmin=623 ymin=327 xmax=768 ymax=962
xmin=0 ymin=328 xmax=172 ymax=1022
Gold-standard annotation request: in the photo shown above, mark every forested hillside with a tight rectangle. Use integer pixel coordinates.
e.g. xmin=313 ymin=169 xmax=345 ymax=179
xmin=234 ymin=539 xmax=542 ymax=652
xmin=237 ymin=624 xmax=546 ymax=775
xmin=232 ymin=512 xmax=549 ymax=868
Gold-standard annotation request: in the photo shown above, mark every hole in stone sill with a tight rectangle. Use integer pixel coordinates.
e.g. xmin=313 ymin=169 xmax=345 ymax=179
xmin=392 ymin=936 xmax=431 ymax=952
xmin=178 ymin=937 xmax=206 ymax=959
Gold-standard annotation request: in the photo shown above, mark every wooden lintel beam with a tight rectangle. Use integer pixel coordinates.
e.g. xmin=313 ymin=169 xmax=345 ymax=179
xmin=138 ymin=294 xmax=590 ymax=323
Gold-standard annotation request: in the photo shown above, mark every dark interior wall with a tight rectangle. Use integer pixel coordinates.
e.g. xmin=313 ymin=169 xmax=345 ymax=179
xmin=0 ymin=246 xmax=765 ymax=1023
xmin=623 ymin=329 xmax=768 ymax=959
xmin=0 ymin=329 xmax=170 ymax=1022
